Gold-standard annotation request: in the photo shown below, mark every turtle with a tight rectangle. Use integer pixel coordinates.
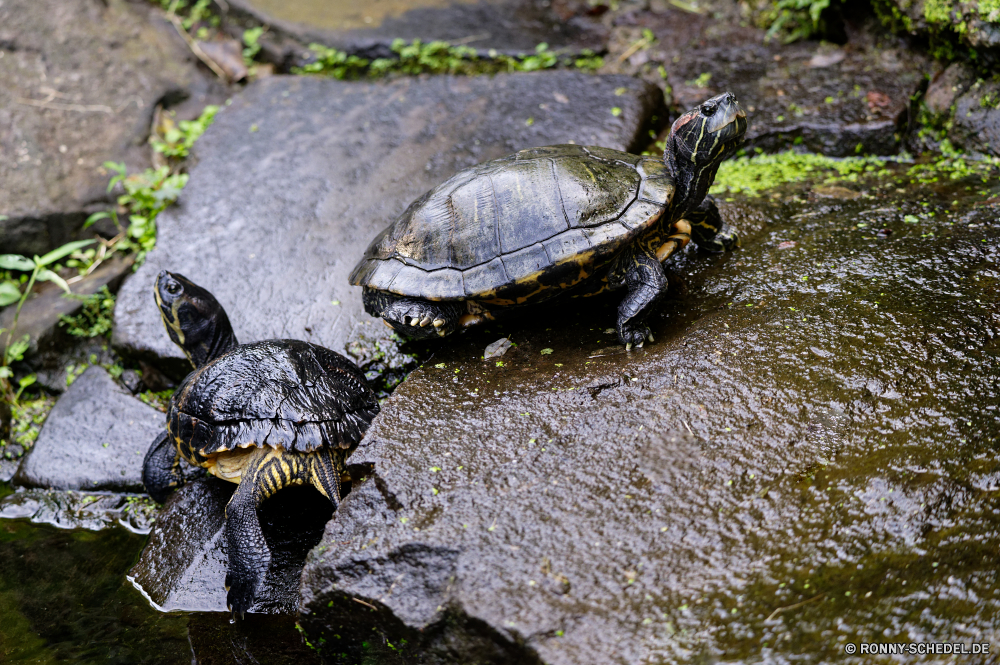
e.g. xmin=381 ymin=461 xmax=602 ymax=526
xmin=349 ymin=92 xmax=747 ymax=348
xmin=141 ymin=271 xmax=380 ymax=616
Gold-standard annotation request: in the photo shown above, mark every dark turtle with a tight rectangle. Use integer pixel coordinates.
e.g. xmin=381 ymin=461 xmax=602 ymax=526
xmin=350 ymin=92 xmax=747 ymax=348
xmin=141 ymin=271 xmax=380 ymax=616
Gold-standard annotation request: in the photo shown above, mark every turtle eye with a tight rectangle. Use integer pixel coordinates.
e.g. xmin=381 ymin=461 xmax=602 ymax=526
xmin=166 ymin=282 xmax=182 ymax=295
xmin=700 ymin=103 xmax=716 ymax=116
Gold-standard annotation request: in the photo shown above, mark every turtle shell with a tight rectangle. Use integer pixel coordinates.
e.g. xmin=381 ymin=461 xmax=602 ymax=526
xmin=167 ymin=339 xmax=379 ymax=466
xmin=349 ymin=145 xmax=674 ymax=304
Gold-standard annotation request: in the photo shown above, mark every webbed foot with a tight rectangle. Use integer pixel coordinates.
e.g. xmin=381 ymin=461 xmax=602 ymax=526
xmin=619 ymin=323 xmax=655 ymax=350
xmin=699 ymin=224 xmax=740 ymax=253
xmin=381 ymin=297 xmax=462 ymax=340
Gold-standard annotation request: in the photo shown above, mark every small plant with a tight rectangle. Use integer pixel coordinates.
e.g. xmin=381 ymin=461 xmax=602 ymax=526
xmin=150 ymin=105 xmax=219 ymax=159
xmin=242 ymin=27 xmax=264 ymax=65
xmin=59 ymin=287 xmax=116 ymax=338
xmin=0 ymin=239 xmax=96 ymax=399
xmin=760 ymin=0 xmax=832 ymax=43
xmin=85 ymin=162 xmax=190 ymax=265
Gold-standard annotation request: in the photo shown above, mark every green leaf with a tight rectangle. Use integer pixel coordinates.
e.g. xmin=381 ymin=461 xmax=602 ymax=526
xmin=37 ymin=239 xmax=95 ymax=267
xmin=0 ymin=367 xmax=12 ymax=379
xmin=18 ymin=375 xmax=36 ymax=389
xmin=5 ymin=334 xmax=29 ymax=364
xmin=0 ymin=254 xmax=35 ymax=271
xmin=37 ymin=269 xmax=70 ymax=294
xmin=0 ymin=281 xmax=21 ymax=307
xmin=84 ymin=211 xmax=111 ymax=229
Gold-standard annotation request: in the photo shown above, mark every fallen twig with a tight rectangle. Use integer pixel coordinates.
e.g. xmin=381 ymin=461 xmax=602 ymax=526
xmin=766 ymin=593 xmax=824 ymax=621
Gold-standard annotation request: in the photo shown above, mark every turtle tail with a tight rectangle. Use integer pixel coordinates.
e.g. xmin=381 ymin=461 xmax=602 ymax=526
xmin=308 ymin=446 xmax=345 ymax=508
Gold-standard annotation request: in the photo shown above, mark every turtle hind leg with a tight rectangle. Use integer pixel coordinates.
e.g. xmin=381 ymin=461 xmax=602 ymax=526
xmin=363 ymin=288 xmax=463 ymax=340
xmin=308 ymin=446 xmax=345 ymax=509
xmin=224 ymin=447 xmax=305 ymax=616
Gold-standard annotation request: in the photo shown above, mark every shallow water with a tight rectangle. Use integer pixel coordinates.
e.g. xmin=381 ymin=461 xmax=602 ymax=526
xmin=0 ymin=494 xmax=320 ymax=664
xmin=243 ymin=0 xmax=475 ymax=31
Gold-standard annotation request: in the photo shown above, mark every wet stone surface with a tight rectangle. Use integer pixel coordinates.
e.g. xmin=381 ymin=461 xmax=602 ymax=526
xmin=0 ymin=0 xmax=224 ymax=256
xmin=224 ymin=0 xmax=605 ymax=61
xmin=0 ymin=488 xmax=156 ymax=533
xmin=113 ymin=71 xmax=661 ymax=380
xmin=14 ymin=366 xmax=161 ymax=492
xmin=299 ymin=181 xmax=1000 ymax=663
xmin=129 ymin=477 xmax=333 ymax=614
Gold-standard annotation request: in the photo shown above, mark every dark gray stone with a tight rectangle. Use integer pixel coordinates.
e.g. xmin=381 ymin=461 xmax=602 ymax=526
xmin=608 ymin=6 xmax=929 ymax=155
xmin=0 ymin=255 xmax=132 ymax=360
xmin=0 ymin=0 xmax=225 ymax=256
xmin=14 ymin=366 xmax=162 ymax=492
xmin=129 ymin=477 xmax=333 ymax=613
xmin=112 ymin=72 xmax=661 ymax=377
xmin=298 ymin=189 xmax=1000 ymax=662
xmin=223 ymin=0 xmax=604 ymax=62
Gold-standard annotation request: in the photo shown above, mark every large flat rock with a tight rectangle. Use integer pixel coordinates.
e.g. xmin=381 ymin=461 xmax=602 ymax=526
xmin=129 ymin=477 xmax=333 ymax=613
xmin=14 ymin=366 xmax=161 ymax=492
xmin=0 ymin=0 xmax=222 ymax=256
xmin=113 ymin=72 xmax=661 ymax=377
xmin=298 ymin=186 xmax=1000 ymax=662
xmin=224 ymin=0 xmax=604 ymax=59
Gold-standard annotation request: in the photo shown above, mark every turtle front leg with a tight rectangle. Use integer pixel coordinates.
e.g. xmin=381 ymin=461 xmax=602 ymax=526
xmin=615 ymin=249 xmax=668 ymax=350
xmin=363 ymin=288 xmax=463 ymax=340
xmin=686 ymin=195 xmax=740 ymax=254
xmin=142 ymin=431 xmax=190 ymax=503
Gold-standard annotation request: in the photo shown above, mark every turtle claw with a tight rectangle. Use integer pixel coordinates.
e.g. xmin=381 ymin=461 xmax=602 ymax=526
xmin=626 ymin=342 xmax=632 ymax=351
xmin=432 ymin=318 xmax=445 ymax=328
xmin=647 ymin=332 xmax=655 ymax=343
xmin=419 ymin=316 xmax=432 ymax=327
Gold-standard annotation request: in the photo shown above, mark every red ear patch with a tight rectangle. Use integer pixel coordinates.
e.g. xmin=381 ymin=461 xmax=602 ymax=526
xmin=670 ymin=111 xmax=697 ymax=133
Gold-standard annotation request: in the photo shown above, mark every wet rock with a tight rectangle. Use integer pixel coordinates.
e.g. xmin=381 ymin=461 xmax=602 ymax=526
xmin=0 ymin=0 xmax=224 ymax=257
xmin=613 ymin=7 xmax=928 ymax=155
xmin=0 ymin=488 xmax=157 ymax=533
xmin=223 ymin=0 xmax=604 ymax=62
xmin=0 ymin=255 xmax=132 ymax=360
xmin=924 ymin=62 xmax=1000 ymax=156
xmin=129 ymin=477 xmax=333 ymax=613
xmin=299 ymin=188 xmax=1000 ymax=662
xmin=14 ymin=366 xmax=162 ymax=492
xmin=113 ymin=72 xmax=661 ymax=378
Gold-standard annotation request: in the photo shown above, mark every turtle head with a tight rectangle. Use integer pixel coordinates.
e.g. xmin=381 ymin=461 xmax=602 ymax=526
xmin=664 ymin=92 xmax=747 ymax=214
xmin=154 ymin=271 xmax=239 ymax=369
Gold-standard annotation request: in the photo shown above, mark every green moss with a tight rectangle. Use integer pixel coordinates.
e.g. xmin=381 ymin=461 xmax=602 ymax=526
xmin=711 ymin=151 xmax=887 ymax=196
xmin=712 ymin=146 xmax=1000 ymax=197
xmin=58 ymin=287 xmax=115 ymax=338
xmin=296 ymin=39 xmax=603 ymax=79
xmin=1 ymin=396 xmax=56 ymax=457
xmin=922 ymin=0 xmax=955 ymax=25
